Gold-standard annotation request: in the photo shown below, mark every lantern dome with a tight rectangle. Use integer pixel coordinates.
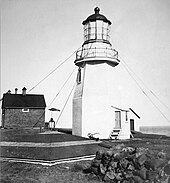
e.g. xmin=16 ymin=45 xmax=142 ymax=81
xmin=82 ymin=7 xmax=111 ymax=25
xmin=82 ymin=7 xmax=112 ymax=44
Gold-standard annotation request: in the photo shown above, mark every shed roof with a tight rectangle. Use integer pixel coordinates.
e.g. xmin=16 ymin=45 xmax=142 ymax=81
xmin=2 ymin=94 xmax=46 ymax=109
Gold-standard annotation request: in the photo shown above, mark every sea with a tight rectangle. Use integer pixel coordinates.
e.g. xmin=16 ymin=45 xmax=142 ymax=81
xmin=140 ymin=126 xmax=170 ymax=137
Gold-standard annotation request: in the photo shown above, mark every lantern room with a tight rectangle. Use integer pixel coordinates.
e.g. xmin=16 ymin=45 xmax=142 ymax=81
xmin=83 ymin=7 xmax=111 ymax=43
xmin=75 ymin=7 xmax=120 ymax=67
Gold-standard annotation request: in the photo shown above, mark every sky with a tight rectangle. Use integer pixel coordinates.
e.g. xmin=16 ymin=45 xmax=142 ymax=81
xmin=1 ymin=0 xmax=170 ymax=127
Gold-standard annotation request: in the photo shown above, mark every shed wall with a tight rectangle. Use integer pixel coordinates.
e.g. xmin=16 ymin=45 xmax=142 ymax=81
xmin=3 ymin=109 xmax=45 ymax=128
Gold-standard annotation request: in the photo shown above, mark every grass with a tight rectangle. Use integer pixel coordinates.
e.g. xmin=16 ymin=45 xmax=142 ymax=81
xmin=0 ymin=160 xmax=100 ymax=183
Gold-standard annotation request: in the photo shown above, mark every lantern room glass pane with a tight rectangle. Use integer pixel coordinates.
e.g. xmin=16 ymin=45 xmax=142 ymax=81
xmin=96 ymin=20 xmax=103 ymax=27
xmin=103 ymin=28 xmax=107 ymax=35
xmin=106 ymin=25 xmax=110 ymax=40
xmin=83 ymin=20 xmax=111 ymax=41
xmin=90 ymin=22 xmax=95 ymax=28
xmin=103 ymin=22 xmax=108 ymax=29
xmin=103 ymin=22 xmax=110 ymax=41
xmin=103 ymin=34 xmax=107 ymax=40
xmin=90 ymin=33 xmax=95 ymax=39
xmin=96 ymin=20 xmax=103 ymax=39
xmin=89 ymin=22 xmax=95 ymax=39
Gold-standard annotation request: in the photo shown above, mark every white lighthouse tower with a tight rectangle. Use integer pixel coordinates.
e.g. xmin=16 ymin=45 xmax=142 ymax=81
xmin=72 ymin=7 xmax=121 ymax=139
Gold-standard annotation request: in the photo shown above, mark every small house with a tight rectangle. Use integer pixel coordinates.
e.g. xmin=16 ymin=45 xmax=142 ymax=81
xmin=1 ymin=87 xmax=46 ymax=128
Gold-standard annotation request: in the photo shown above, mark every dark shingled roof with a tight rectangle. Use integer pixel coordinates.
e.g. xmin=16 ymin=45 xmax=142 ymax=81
xmin=2 ymin=94 xmax=46 ymax=109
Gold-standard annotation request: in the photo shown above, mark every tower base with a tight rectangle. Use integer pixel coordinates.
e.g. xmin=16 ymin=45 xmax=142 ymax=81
xmin=73 ymin=63 xmax=115 ymax=139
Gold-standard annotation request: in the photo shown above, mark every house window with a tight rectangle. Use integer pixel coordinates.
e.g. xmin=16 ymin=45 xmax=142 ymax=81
xmin=22 ymin=108 xmax=29 ymax=112
xmin=126 ymin=111 xmax=128 ymax=121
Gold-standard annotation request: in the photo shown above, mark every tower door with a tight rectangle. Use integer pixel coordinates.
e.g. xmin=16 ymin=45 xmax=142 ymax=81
xmin=115 ymin=111 xmax=121 ymax=129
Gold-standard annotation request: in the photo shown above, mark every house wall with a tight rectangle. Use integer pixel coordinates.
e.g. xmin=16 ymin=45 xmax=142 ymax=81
xmin=118 ymin=112 xmax=131 ymax=139
xmin=3 ymin=108 xmax=45 ymax=128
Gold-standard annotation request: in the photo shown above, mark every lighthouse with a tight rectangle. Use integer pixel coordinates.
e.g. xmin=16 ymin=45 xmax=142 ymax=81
xmin=72 ymin=7 xmax=120 ymax=139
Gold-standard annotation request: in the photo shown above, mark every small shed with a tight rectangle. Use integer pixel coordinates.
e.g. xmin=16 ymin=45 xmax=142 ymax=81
xmin=110 ymin=106 xmax=140 ymax=139
xmin=1 ymin=87 xmax=46 ymax=128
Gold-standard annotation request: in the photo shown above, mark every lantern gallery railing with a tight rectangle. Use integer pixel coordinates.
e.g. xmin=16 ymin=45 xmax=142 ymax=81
xmin=76 ymin=47 xmax=119 ymax=60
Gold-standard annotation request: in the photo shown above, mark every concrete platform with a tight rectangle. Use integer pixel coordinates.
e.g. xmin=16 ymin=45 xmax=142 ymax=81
xmin=0 ymin=128 xmax=103 ymax=162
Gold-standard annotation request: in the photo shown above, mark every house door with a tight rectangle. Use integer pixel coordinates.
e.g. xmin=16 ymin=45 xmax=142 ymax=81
xmin=130 ymin=119 xmax=134 ymax=131
xmin=115 ymin=111 xmax=121 ymax=128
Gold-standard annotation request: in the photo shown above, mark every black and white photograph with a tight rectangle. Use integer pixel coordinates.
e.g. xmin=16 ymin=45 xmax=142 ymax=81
xmin=1 ymin=0 xmax=170 ymax=182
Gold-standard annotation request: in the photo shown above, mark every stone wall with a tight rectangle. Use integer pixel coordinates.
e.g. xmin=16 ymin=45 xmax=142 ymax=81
xmin=83 ymin=144 xmax=170 ymax=182
xmin=3 ymin=108 xmax=45 ymax=128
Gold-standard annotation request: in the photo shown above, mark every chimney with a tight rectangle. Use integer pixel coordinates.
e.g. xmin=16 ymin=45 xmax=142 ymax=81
xmin=15 ymin=88 xmax=18 ymax=94
xmin=7 ymin=90 xmax=11 ymax=94
xmin=22 ymin=87 xmax=27 ymax=95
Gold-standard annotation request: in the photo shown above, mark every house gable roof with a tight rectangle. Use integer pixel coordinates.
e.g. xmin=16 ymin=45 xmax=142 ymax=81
xmin=2 ymin=94 xmax=46 ymax=109
xmin=129 ymin=108 xmax=140 ymax=119
xmin=111 ymin=106 xmax=140 ymax=119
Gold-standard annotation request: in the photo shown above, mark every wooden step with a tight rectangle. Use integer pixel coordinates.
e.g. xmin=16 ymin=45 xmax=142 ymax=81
xmin=109 ymin=129 xmax=121 ymax=140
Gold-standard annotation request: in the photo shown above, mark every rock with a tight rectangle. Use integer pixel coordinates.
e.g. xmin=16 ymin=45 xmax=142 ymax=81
xmin=144 ymin=158 xmax=157 ymax=170
xmin=106 ymin=150 xmax=114 ymax=157
xmin=109 ymin=160 xmax=118 ymax=170
xmin=113 ymin=152 xmax=122 ymax=161
xmin=133 ymin=159 xmax=142 ymax=170
xmin=83 ymin=146 xmax=169 ymax=183
xmin=134 ymin=166 xmax=147 ymax=180
xmin=126 ymin=154 xmax=136 ymax=161
xmin=96 ymin=150 xmax=104 ymax=160
xmin=133 ymin=176 xmax=143 ymax=183
xmin=137 ymin=154 xmax=147 ymax=166
xmin=157 ymin=151 xmax=167 ymax=159
xmin=91 ymin=166 xmax=99 ymax=175
xmin=146 ymin=170 xmax=158 ymax=181
xmin=120 ymin=158 xmax=129 ymax=169
xmin=101 ymin=152 xmax=111 ymax=167
xmin=99 ymin=163 xmax=107 ymax=175
xmin=123 ymin=171 xmax=133 ymax=179
xmin=146 ymin=149 xmax=155 ymax=157
xmin=155 ymin=158 xmax=168 ymax=169
xmin=115 ymin=173 xmax=123 ymax=181
xmin=145 ymin=157 xmax=168 ymax=171
xmin=127 ymin=163 xmax=135 ymax=171
xmin=105 ymin=170 xmax=116 ymax=180
xmin=166 ymin=177 xmax=170 ymax=183
xmin=91 ymin=158 xmax=101 ymax=167
xmin=114 ymin=151 xmax=129 ymax=161
xmin=122 ymin=180 xmax=131 ymax=183
xmin=164 ymin=164 xmax=170 ymax=176
xmin=136 ymin=152 xmax=144 ymax=159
